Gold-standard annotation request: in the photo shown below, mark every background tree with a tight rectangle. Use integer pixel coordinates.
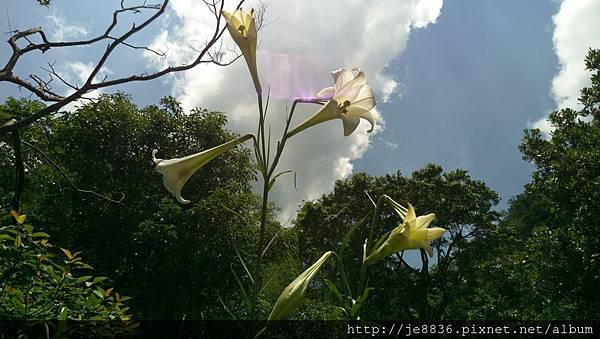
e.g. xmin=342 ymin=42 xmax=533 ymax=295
xmin=0 ymin=0 xmax=246 ymax=212
xmin=447 ymin=48 xmax=600 ymax=320
xmin=293 ymin=165 xmax=500 ymax=320
xmin=1 ymin=94 xmax=289 ymax=319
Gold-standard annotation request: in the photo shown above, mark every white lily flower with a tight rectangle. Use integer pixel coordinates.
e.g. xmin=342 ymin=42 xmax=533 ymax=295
xmin=222 ymin=9 xmax=262 ymax=94
xmin=286 ymin=67 xmax=376 ymax=137
xmin=152 ymin=134 xmax=253 ymax=204
xmin=365 ymin=203 xmax=446 ymax=264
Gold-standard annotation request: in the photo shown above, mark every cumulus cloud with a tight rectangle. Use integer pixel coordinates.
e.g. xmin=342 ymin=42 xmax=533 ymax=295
xmin=145 ymin=0 xmax=443 ymax=220
xmin=46 ymin=10 xmax=88 ymax=41
xmin=530 ymin=0 xmax=600 ymax=134
xmin=58 ymin=62 xmax=112 ymax=111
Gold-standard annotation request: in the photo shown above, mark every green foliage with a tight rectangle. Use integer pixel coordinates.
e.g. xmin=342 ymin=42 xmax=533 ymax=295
xmin=294 ymin=165 xmax=500 ymax=320
xmin=445 ymin=48 xmax=600 ymax=320
xmin=0 ymin=93 xmax=286 ymax=319
xmin=0 ymin=213 xmax=132 ymax=324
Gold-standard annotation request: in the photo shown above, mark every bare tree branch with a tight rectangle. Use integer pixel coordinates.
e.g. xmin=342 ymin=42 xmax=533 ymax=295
xmin=22 ymin=141 xmax=127 ymax=208
xmin=0 ymin=0 xmax=247 ymax=134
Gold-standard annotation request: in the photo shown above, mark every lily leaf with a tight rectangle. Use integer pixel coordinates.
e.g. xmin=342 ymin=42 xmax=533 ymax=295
xmin=268 ymin=170 xmax=297 ymax=192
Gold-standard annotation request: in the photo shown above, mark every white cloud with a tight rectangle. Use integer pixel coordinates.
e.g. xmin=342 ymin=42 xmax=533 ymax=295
xmin=530 ymin=0 xmax=600 ymax=134
xmin=46 ymin=10 xmax=88 ymax=41
xmin=146 ymin=0 xmax=443 ymax=220
xmin=59 ymin=62 xmax=112 ymax=111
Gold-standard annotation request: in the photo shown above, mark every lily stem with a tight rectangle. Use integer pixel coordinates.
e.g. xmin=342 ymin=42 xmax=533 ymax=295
xmin=253 ymin=97 xmax=325 ymax=320
xmin=358 ymin=195 xmax=386 ymax=297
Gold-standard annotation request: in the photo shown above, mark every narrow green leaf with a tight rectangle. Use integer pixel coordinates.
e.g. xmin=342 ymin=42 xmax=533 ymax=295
xmin=340 ymin=217 xmax=367 ymax=257
xmin=235 ymin=247 xmax=254 ymax=286
xmin=370 ymin=230 xmax=392 ymax=257
xmin=92 ymin=276 xmax=108 ymax=284
xmin=268 ymin=170 xmax=295 ymax=192
xmin=60 ymin=248 xmax=73 ymax=260
xmin=0 ymin=234 xmax=14 ymax=242
xmin=230 ymin=264 xmax=252 ymax=312
xmin=76 ymin=276 xmax=93 ymax=284
xmin=323 ymin=279 xmax=344 ymax=303
xmin=59 ymin=307 xmax=68 ymax=320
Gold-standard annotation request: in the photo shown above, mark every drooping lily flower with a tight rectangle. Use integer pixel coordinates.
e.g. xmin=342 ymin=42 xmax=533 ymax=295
xmin=364 ymin=203 xmax=446 ymax=265
xmin=222 ymin=9 xmax=262 ymax=94
xmin=286 ymin=67 xmax=376 ymax=138
xmin=269 ymin=251 xmax=334 ymax=320
xmin=152 ymin=134 xmax=253 ymax=204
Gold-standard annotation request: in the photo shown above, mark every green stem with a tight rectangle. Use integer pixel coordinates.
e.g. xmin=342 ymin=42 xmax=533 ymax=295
xmin=357 ymin=195 xmax=386 ymax=296
xmin=332 ymin=252 xmax=352 ymax=300
xmin=252 ymin=97 xmax=325 ymax=320
xmin=266 ymin=98 xmax=323 ymax=179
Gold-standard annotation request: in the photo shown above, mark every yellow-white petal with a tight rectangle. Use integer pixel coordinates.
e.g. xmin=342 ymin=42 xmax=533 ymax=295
xmin=153 ymin=134 xmax=252 ymax=204
xmin=347 ymin=106 xmax=376 ymax=133
xmin=364 ymin=203 xmax=446 ymax=264
xmin=336 ymin=69 xmax=366 ymax=100
xmin=286 ymin=100 xmax=340 ymax=138
xmin=332 ymin=68 xmax=355 ymax=92
xmin=426 ymin=227 xmax=446 ymax=242
xmin=340 ymin=115 xmax=361 ymax=137
xmin=316 ymin=86 xmax=335 ymax=100
xmin=405 ymin=203 xmax=417 ymax=224
xmin=414 ymin=213 xmax=436 ymax=231
xmin=351 ymin=85 xmax=376 ymax=111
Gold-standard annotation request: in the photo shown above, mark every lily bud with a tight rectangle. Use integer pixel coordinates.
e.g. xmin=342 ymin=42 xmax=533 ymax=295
xmin=222 ymin=9 xmax=262 ymax=94
xmin=268 ymin=251 xmax=334 ymax=320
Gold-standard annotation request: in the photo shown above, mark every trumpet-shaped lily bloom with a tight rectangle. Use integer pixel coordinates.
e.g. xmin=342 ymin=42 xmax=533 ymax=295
xmin=365 ymin=203 xmax=446 ymax=265
xmin=269 ymin=251 xmax=334 ymax=320
xmin=286 ymin=67 xmax=376 ymax=138
xmin=222 ymin=9 xmax=261 ymax=94
xmin=152 ymin=134 xmax=253 ymax=204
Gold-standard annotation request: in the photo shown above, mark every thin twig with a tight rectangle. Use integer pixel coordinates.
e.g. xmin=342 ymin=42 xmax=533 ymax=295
xmin=22 ymin=141 xmax=127 ymax=208
xmin=11 ymin=130 xmax=24 ymax=212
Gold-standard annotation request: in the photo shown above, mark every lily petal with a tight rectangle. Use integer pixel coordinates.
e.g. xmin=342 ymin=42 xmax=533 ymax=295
xmin=289 ymin=67 xmax=377 ymax=137
xmin=337 ymin=69 xmax=366 ymax=100
xmin=286 ymin=100 xmax=340 ymax=138
xmin=153 ymin=134 xmax=253 ymax=204
xmin=341 ymin=114 xmax=361 ymax=137
xmin=351 ymin=85 xmax=376 ymax=111
xmin=426 ymin=227 xmax=447 ymax=242
xmin=316 ymin=86 xmax=335 ymax=100
xmin=414 ymin=213 xmax=436 ymax=231
xmin=347 ymin=106 xmax=376 ymax=133
xmin=364 ymin=203 xmax=446 ymax=264
xmin=405 ymin=203 xmax=417 ymax=225
xmin=332 ymin=68 xmax=355 ymax=92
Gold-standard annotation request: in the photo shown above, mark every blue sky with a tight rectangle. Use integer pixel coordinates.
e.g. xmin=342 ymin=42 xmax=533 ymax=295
xmin=1 ymin=0 xmax=599 ymax=218
xmin=355 ymin=0 xmax=559 ymax=210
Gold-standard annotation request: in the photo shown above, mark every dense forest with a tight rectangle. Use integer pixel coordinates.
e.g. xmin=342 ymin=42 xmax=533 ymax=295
xmin=1 ymin=48 xmax=599 ymax=325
